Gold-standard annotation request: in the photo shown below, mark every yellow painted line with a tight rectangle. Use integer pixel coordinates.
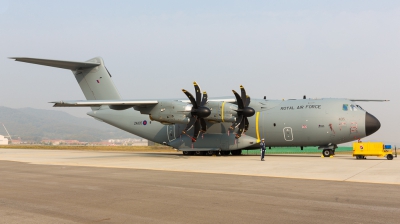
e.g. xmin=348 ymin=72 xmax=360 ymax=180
xmin=256 ymin=111 xmax=260 ymax=143
xmin=221 ymin=101 xmax=226 ymax=122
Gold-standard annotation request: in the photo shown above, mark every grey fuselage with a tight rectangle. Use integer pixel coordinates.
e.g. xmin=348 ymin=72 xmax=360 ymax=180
xmin=88 ymin=98 xmax=379 ymax=150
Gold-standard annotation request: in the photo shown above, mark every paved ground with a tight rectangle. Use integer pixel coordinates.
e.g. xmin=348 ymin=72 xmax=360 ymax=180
xmin=1 ymin=149 xmax=400 ymax=223
xmin=1 ymin=149 xmax=399 ymax=184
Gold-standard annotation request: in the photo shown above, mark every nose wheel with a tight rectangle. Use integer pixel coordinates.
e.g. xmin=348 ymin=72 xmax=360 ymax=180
xmin=322 ymin=149 xmax=333 ymax=157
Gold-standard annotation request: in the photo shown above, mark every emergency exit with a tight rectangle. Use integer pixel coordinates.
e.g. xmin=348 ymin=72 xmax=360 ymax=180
xmin=283 ymin=127 xmax=293 ymax=141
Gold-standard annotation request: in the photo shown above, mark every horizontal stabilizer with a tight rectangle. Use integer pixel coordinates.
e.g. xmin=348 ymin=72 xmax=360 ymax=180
xmin=10 ymin=57 xmax=100 ymax=70
xmin=51 ymin=100 xmax=159 ymax=107
xmin=349 ymin=99 xmax=390 ymax=102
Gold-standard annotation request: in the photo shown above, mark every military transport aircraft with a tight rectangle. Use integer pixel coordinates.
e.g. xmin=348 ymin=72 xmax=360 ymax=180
xmin=11 ymin=57 xmax=386 ymax=157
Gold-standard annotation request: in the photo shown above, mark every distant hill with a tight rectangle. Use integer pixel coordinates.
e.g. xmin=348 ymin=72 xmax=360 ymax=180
xmin=0 ymin=106 xmax=136 ymax=142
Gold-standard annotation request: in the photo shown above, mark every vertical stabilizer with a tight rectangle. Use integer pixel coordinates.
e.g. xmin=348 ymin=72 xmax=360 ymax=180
xmin=73 ymin=57 xmax=121 ymax=101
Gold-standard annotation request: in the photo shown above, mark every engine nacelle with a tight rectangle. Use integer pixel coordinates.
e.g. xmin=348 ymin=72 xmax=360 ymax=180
xmin=135 ymin=101 xmax=191 ymax=125
xmin=204 ymin=101 xmax=237 ymax=123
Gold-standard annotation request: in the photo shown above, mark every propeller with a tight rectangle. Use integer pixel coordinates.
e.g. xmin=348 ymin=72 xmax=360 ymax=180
xmin=181 ymin=82 xmax=211 ymax=142
xmin=230 ymin=85 xmax=255 ymax=138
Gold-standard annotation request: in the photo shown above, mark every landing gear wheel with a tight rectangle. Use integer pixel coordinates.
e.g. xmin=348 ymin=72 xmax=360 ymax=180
xmin=206 ymin=151 xmax=215 ymax=156
xmin=183 ymin=151 xmax=194 ymax=156
xmin=387 ymin=154 xmax=394 ymax=160
xmin=221 ymin=151 xmax=230 ymax=156
xmin=322 ymin=149 xmax=332 ymax=157
xmin=194 ymin=151 xmax=205 ymax=156
xmin=231 ymin=150 xmax=242 ymax=156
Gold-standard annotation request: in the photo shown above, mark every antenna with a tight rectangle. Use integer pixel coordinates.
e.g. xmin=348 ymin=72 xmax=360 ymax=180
xmin=2 ymin=123 xmax=12 ymax=143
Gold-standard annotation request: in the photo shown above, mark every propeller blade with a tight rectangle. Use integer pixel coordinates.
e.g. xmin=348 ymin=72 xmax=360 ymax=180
xmin=192 ymin=119 xmax=201 ymax=142
xmin=200 ymin=118 xmax=207 ymax=133
xmin=232 ymin=90 xmax=244 ymax=109
xmin=201 ymin=91 xmax=208 ymax=107
xmin=240 ymin=85 xmax=246 ymax=105
xmin=245 ymin=95 xmax=251 ymax=107
xmin=235 ymin=120 xmax=246 ymax=138
xmin=194 ymin=82 xmax=201 ymax=106
xmin=230 ymin=114 xmax=243 ymax=129
xmin=183 ymin=116 xmax=197 ymax=133
xmin=182 ymin=89 xmax=198 ymax=108
xmin=244 ymin=117 xmax=249 ymax=132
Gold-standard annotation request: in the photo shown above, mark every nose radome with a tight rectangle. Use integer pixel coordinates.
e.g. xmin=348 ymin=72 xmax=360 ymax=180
xmin=365 ymin=112 xmax=381 ymax=136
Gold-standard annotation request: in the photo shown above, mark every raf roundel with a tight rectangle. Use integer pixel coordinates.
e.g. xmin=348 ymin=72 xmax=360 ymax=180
xmin=143 ymin=120 xmax=147 ymax=126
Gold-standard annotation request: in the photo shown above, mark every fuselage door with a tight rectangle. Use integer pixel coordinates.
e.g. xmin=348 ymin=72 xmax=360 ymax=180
xmin=167 ymin=125 xmax=176 ymax=142
xmin=283 ymin=127 xmax=293 ymax=141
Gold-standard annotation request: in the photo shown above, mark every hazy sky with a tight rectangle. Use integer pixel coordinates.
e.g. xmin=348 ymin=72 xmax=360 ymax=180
xmin=1 ymin=0 xmax=399 ymax=145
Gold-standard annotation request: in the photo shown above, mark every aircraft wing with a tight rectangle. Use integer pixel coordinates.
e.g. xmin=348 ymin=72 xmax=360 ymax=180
xmin=349 ymin=99 xmax=390 ymax=102
xmin=52 ymin=98 xmax=236 ymax=107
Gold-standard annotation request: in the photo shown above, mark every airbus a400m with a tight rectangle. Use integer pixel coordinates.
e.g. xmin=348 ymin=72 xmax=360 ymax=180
xmin=11 ymin=57 xmax=386 ymax=157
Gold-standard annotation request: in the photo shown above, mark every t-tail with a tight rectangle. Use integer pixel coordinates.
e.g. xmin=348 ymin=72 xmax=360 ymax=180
xmin=9 ymin=57 xmax=121 ymax=110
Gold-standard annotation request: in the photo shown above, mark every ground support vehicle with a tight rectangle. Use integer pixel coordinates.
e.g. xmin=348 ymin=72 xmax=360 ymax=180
xmin=353 ymin=142 xmax=394 ymax=160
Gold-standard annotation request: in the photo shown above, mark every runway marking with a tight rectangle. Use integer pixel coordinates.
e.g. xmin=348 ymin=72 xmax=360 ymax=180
xmin=343 ymin=160 xmax=385 ymax=181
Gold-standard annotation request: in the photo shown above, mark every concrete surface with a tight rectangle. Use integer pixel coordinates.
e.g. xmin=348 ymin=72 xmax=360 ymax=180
xmin=1 ymin=149 xmax=399 ymax=184
xmin=1 ymin=149 xmax=400 ymax=223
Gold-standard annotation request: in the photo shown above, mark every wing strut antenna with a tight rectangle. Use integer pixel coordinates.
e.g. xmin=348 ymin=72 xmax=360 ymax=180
xmin=2 ymin=123 xmax=12 ymax=143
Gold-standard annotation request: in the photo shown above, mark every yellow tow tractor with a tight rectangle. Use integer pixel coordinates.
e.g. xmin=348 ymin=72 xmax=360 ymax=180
xmin=353 ymin=142 xmax=396 ymax=160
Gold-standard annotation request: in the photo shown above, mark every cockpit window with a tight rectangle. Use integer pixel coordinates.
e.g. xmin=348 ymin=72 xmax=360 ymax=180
xmin=343 ymin=104 xmax=348 ymax=111
xmin=350 ymin=104 xmax=357 ymax=111
xmin=356 ymin=105 xmax=365 ymax=111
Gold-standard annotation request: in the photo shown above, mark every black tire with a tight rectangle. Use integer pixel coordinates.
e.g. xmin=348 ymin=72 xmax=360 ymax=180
xmin=387 ymin=154 xmax=394 ymax=160
xmin=182 ymin=151 xmax=194 ymax=156
xmin=231 ymin=150 xmax=242 ymax=156
xmin=194 ymin=151 xmax=205 ymax=156
xmin=322 ymin=149 xmax=331 ymax=157
xmin=221 ymin=151 xmax=230 ymax=156
xmin=206 ymin=151 xmax=215 ymax=156
xmin=356 ymin=155 xmax=361 ymax=159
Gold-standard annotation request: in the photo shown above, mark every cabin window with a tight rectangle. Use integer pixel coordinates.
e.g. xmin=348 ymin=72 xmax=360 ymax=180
xmin=342 ymin=104 xmax=348 ymax=111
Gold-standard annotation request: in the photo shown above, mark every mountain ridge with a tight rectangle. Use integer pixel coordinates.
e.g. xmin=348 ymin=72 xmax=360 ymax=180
xmin=0 ymin=106 xmax=135 ymax=142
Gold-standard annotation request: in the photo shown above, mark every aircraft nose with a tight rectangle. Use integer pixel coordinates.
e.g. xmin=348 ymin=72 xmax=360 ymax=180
xmin=365 ymin=112 xmax=381 ymax=136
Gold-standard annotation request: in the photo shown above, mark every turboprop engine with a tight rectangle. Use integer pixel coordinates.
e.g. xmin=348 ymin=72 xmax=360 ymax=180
xmin=203 ymin=101 xmax=237 ymax=123
xmin=136 ymin=101 xmax=192 ymax=125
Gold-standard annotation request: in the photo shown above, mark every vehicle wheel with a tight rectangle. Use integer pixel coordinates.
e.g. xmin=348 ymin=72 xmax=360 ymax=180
xmin=387 ymin=154 xmax=394 ymax=160
xmin=221 ymin=151 xmax=230 ymax=156
xmin=356 ymin=155 xmax=361 ymax=159
xmin=194 ymin=151 xmax=205 ymax=156
xmin=206 ymin=151 xmax=215 ymax=156
xmin=322 ymin=149 xmax=331 ymax=157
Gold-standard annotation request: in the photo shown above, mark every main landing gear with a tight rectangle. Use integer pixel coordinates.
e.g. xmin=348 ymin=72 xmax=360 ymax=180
xmin=182 ymin=150 xmax=242 ymax=156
